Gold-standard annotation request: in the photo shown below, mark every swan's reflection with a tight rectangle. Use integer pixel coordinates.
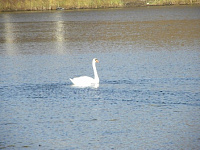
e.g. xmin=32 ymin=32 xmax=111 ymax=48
xmin=71 ymin=83 xmax=99 ymax=89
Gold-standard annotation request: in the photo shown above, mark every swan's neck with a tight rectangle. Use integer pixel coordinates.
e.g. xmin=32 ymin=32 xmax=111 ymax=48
xmin=92 ymin=60 xmax=99 ymax=83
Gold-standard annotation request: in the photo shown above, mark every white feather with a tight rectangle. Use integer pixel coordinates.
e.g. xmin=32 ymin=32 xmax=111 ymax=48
xmin=70 ymin=58 xmax=99 ymax=87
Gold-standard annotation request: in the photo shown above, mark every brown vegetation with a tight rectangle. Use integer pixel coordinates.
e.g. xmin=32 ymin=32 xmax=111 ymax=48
xmin=0 ymin=0 xmax=199 ymax=11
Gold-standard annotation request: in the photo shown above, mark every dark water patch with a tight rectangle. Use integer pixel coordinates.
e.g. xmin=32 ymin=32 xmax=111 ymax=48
xmin=104 ymin=79 xmax=134 ymax=84
xmin=1 ymin=77 xmax=199 ymax=107
xmin=99 ymin=81 xmax=200 ymax=107
xmin=0 ymin=83 xmax=69 ymax=100
xmin=0 ymin=122 xmax=18 ymax=126
xmin=22 ymin=145 xmax=30 ymax=148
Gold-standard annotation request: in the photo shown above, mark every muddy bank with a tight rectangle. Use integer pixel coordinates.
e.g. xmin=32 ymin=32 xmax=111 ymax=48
xmin=0 ymin=0 xmax=200 ymax=12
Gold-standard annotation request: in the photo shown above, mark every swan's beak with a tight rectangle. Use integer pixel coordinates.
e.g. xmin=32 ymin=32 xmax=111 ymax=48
xmin=96 ymin=59 xmax=99 ymax=63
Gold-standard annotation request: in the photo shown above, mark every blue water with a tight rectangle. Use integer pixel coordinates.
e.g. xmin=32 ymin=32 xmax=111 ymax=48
xmin=0 ymin=6 xmax=200 ymax=150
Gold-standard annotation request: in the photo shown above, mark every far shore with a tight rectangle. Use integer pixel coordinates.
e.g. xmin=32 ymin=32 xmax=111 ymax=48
xmin=1 ymin=0 xmax=200 ymax=12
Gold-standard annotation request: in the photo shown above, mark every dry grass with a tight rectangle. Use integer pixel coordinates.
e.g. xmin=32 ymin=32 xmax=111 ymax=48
xmin=0 ymin=0 xmax=199 ymax=11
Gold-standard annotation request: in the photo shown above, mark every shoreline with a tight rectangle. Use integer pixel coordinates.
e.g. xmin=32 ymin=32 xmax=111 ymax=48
xmin=1 ymin=0 xmax=200 ymax=12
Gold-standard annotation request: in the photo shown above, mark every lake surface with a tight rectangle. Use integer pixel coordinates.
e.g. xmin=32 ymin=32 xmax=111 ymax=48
xmin=0 ymin=6 xmax=200 ymax=150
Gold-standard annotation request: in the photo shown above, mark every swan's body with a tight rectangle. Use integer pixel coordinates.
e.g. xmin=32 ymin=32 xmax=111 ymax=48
xmin=70 ymin=58 xmax=99 ymax=87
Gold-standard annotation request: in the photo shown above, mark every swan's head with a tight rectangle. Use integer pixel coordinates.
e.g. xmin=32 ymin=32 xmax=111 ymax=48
xmin=94 ymin=58 xmax=99 ymax=63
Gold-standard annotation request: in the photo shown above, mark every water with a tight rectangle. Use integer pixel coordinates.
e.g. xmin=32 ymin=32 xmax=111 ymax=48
xmin=0 ymin=6 xmax=200 ymax=149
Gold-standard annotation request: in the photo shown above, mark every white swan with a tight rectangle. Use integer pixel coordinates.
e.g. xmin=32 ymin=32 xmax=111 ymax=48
xmin=70 ymin=58 xmax=99 ymax=87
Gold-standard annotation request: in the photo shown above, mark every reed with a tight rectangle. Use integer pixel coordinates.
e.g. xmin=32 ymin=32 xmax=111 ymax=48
xmin=0 ymin=0 xmax=199 ymax=11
